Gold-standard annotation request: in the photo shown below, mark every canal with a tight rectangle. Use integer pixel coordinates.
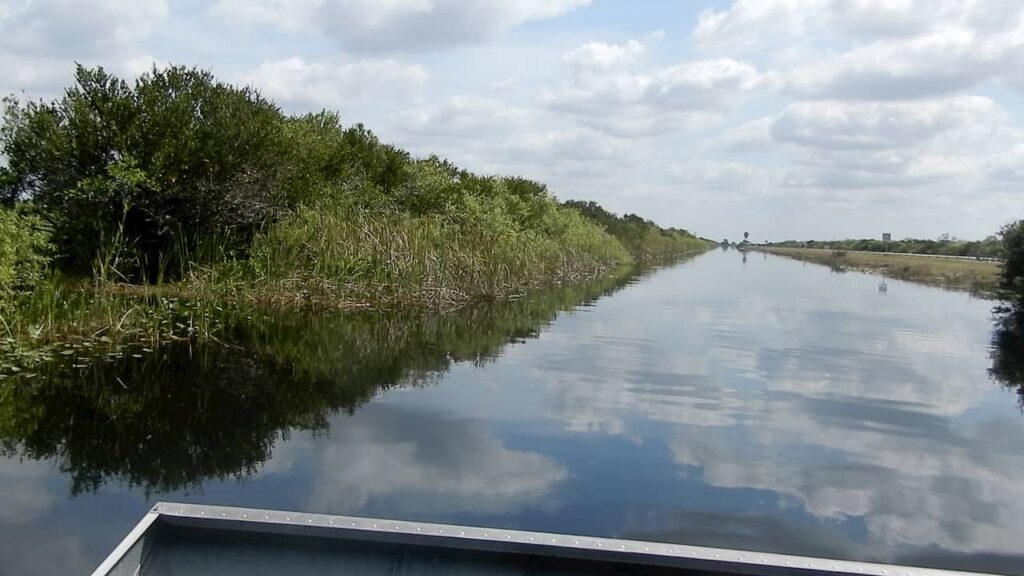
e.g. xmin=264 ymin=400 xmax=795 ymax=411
xmin=2 ymin=249 xmax=1021 ymax=574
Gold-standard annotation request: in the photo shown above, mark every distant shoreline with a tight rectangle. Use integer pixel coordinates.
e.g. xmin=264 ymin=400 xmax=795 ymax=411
xmin=757 ymin=246 xmax=1001 ymax=296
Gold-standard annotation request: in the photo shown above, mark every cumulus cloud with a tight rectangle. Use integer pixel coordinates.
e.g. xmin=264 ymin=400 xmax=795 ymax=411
xmin=2 ymin=0 xmax=1022 ymax=242
xmin=0 ymin=0 xmax=167 ymax=97
xmin=548 ymin=41 xmax=764 ymax=137
xmin=768 ymin=95 xmax=1016 ymax=192
xmin=694 ymin=1 xmax=1022 ymax=53
xmin=235 ymin=57 xmax=428 ymax=111
xmin=772 ymin=95 xmax=1000 ymax=150
xmin=786 ymin=26 xmax=1023 ymax=100
xmin=396 ymin=94 xmax=633 ymax=180
xmin=212 ymin=0 xmax=591 ymax=52
xmin=564 ymin=39 xmax=645 ymax=72
xmin=715 ymin=116 xmax=775 ymax=152
xmin=0 ymin=0 xmax=167 ymax=57
xmin=399 ymin=94 xmax=531 ymax=137
xmin=695 ymin=1 xmax=1024 ymax=101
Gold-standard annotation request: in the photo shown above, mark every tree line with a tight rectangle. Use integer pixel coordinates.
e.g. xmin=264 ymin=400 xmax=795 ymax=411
xmin=766 ymin=236 xmax=1002 ymax=259
xmin=0 ymin=64 xmax=708 ymax=314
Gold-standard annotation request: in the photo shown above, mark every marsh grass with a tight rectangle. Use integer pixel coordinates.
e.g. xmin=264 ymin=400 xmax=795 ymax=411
xmin=189 ymin=200 xmax=635 ymax=308
xmin=0 ymin=201 xmax=640 ymax=374
xmin=0 ymin=276 xmax=248 ymax=377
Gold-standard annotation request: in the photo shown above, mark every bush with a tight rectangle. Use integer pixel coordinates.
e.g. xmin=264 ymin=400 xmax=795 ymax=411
xmin=0 ymin=206 xmax=50 ymax=300
xmin=562 ymin=200 xmax=705 ymax=259
xmin=999 ymin=220 xmax=1024 ymax=299
xmin=1 ymin=65 xmax=284 ymax=281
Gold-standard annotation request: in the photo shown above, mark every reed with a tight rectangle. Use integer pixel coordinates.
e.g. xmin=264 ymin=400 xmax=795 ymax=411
xmin=196 ymin=198 xmax=634 ymax=308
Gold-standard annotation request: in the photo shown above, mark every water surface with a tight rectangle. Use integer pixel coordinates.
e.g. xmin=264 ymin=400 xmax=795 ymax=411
xmin=2 ymin=250 xmax=1022 ymax=575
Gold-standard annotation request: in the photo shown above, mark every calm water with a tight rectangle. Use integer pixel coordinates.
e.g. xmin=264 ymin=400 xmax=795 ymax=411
xmin=2 ymin=250 xmax=1023 ymax=575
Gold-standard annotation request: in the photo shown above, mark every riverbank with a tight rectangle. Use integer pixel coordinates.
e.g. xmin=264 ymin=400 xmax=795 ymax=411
xmin=758 ymin=246 xmax=1001 ymax=295
xmin=1 ymin=64 xmax=712 ymax=374
xmin=1 ymin=230 xmax=710 ymax=378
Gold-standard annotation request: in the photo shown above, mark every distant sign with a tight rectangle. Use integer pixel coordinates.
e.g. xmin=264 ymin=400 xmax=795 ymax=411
xmin=882 ymin=233 xmax=891 ymax=242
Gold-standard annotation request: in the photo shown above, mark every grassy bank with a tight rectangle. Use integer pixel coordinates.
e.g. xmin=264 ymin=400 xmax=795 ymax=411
xmin=0 ymin=64 xmax=711 ymax=365
xmin=759 ymin=246 xmax=1001 ymax=294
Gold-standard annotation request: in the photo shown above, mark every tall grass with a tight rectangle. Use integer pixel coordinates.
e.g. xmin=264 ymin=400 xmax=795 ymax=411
xmin=206 ymin=196 xmax=633 ymax=307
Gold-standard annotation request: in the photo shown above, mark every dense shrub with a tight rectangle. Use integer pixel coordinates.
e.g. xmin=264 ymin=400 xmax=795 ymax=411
xmin=563 ymin=200 xmax=704 ymax=258
xmin=1000 ymin=220 xmax=1024 ymax=299
xmin=0 ymin=206 xmax=50 ymax=301
xmin=1 ymin=65 xmax=284 ymax=281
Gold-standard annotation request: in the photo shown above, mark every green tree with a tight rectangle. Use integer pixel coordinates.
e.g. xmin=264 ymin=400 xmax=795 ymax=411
xmin=0 ymin=205 xmax=51 ymax=302
xmin=999 ymin=220 xmax=1024 ymax=300
xmin=1 ymin=64 xmax=285 ymax=281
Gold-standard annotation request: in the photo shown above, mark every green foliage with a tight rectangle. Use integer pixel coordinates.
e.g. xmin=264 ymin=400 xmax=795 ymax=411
xmin=0 ymin=166 xmax=17 ymax=206
xmin=2 ymin=64 xmax=284 ymax=280
xmin=0 ymin=205 xmax=51 ymax=304
xmin=238 ymin=193 xmax=630 ymax=306
xmin=562 ymin=200 xmax=707 ymax=259
xmin=999 ymin=220 xmax=1024 ymax=299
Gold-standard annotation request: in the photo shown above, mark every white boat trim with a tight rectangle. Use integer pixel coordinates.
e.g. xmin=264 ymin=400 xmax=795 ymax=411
xmin=93 ymin=502 xmax=1006 ymax=576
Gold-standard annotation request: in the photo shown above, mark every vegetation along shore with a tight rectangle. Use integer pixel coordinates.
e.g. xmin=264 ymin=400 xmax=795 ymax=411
xmin=0 ymin=65 xmax=711 ymax=372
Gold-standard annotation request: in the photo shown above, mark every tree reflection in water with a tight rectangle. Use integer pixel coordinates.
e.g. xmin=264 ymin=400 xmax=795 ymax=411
xmin=0 ymin=263 xmax=665 ymax=496
xmin=990 ymin=303 xmax=1024 ymax=408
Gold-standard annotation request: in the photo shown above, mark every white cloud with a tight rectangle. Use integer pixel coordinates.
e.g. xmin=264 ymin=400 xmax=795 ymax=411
xmin=694 ymin=1 xmax=1023 ymax=54
xmin=786 ymin=26 xmax=1023 ymax=100
xmin=399 ymin=94 xmax=531 ymax=137
xmin=693 ymin=0 xmax=827 ymax=54
xmin=0 ymin=0 xmax=167 ymax=97
xmin=772 ymin=95 xmax=1001 ymax=150
xmin=2 ymin=0 xmax=1022 ymax=241
xmin=715 ymin=116 xmax=775 ymax=152
xmin=209 ymin=0 xmax=318 ymax=33
xmin=549 ymin=46 xmax=764 ymax=137
xmin=768 ymin=95 xmax=1019 ymax=194
xmin=0 ymin=0 xmax=167 ymax=57
xmin=395 ymin=95 xmax=633 ymax=181
xmin=212 ymin=0 xmax=591 ymax=52
xmin=236 ymin=57 xmax=428 ymax=111
xmin=564 ymin=39 xmax=644 ymax=71
xmin=696 ymin=1 xmax=1024 ymax=101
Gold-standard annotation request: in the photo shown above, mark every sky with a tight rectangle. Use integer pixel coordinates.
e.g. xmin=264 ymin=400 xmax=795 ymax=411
xmin=2 ymin=0 xmax=1023 ymax=242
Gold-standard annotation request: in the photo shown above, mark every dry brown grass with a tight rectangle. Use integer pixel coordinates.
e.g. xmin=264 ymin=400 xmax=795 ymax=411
xmin=759 ymin=247 xmax=1001 ymax=296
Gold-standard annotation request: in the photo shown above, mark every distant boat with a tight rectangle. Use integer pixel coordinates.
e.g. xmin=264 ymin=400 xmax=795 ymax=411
xmin=93 ymin=502 xmax=994 ymax=576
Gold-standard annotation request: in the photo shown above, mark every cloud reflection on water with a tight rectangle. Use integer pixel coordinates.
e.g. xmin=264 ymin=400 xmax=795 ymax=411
xmin=520 ymin=254 xmax=1022 ymax=567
